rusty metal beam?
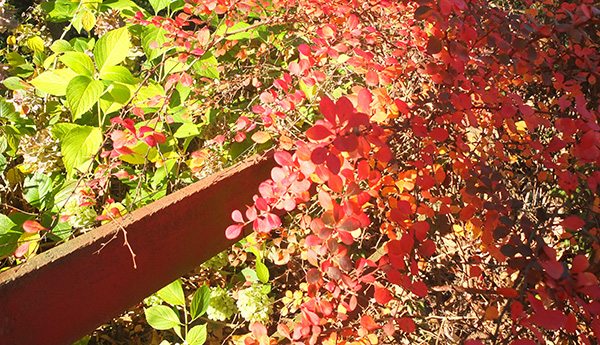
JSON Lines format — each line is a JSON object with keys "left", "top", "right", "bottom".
{"left": 0, "top": 154, "right": 274, "bottom": 345}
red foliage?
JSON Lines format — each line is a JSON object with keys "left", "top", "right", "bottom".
{"left": 138, "top": 0, "right": 600, "bottom": 342}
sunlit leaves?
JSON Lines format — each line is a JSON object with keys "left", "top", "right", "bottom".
{"left": 145, "top": 306, "right": 180, "bottom": 330}
{"left": 93, "top": 27, "right": 130, "bottom": 74}
{"left": 60, "top": 125, "right": 103, "bottom": 176}
{"left": 66, "top": 76, "right": 104, "bottom": 120}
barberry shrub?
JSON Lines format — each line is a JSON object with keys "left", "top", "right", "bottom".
{"left": 1, "top": 0, "right": 600, "bottom": 343}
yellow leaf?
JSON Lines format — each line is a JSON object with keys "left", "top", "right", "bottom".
{"left": 81, "top": 10, "right": 96, "bottom": 32}
{"left": 452, "top": 224, "right": 464, "bottom": 236}
{"left": 251, "top": 131, "right": 271, "bottom": 144}
{"left": 18, "top": 232, "right": 40, "bottom": 258}
{"left": 26, "top": 36, "right": 45, "bottom": 52}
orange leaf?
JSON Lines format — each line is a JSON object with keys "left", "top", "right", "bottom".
{"left": 360, "top": 314, "right": 380, "bottom": 331}
{"left": 251, "top": 131, "right": 271, "bottom": 144}
{"left": 365, "top": 70, "right": 379, "bottom": 86}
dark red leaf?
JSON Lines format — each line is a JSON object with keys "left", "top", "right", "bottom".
{"left": 397, "top": 317, "right": 416, "bottom": 333}
{"left": 307, "top": 268, "right": 322, "bottom": 284}
{"left": 540, "top": 260, "right": 565, "bottom": 280}
{"left": 410, "top": 281, "right": 428, "bottom": 297}
{"left": 426, "top": 37, "right": 443, "bottom": 54}
{"left": 414, "top": 5, "right": 434, "bottom": 20}
{"left": 311, "top": 147, "right": 328, "bottom": 164}
{"left": 529, "top": 309, "right": 567, "bottom": 331}
{"left": 562, "top": 216, "right": 585, "bottom": 230}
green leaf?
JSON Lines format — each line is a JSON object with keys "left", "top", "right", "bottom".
{"left": 60, "top": 52, "right": 95, "bottom": 76}
{"left": 190, "top": 284, "right": 210, "bottom": 321}
{"left": 51, "top": 40, "right": 73, "bottom": 53}
{"left": 66, "top": 75, "right": 104, "bottom": 120}
{"left": 2, "top": 77, "right": 28, "bottom": 90}
{"left": 30, "top": 69, "right": 78, "bottom": 96}
{"left": 141, "top": 25, "right": 169, "bottom": 60}
{"left": 256, "top": 260, "right": 270, "bottom": 284}
{"left": 0, "top": 214, "right": 20, "bottom": 257}
{"left": 23, "top": 174, "right": 53, "bottom": 209}
{"left": 0, "top": 155, "right": 6, "bottom": 175}
{"left": 41, "top": 0, "right": 78, "bottom": 22}
{"left": 149, "top": 0, "right": 169, "bottom": 14}
{"left": 51, "top": 122, "right": 79, "bottom": 141}
{"left": 0, "top": 99, "right": 17, "bottom": 119}
{"left": 61, "top": 125, "right": 102, "bottom": 176}
{"left": 94, "top": 27, "right": 130, "bottom": 73}
{"left": 99, "top": 66, "right": 135, "bottom": 84}
{"left": 157, "top": 279, "right": 185, "bottom": 306}
{"left": 174, "top": 123, "right": 199, "bottom": 138}
{"left": 145, "top": 305, "right": 180, "bottom": 330}
{"left": 186, "top": 324, "right": 207, "bottom": 345}
{"left": 193, "top": 53, "right": 219, "bottom": 79}
{"left": 241, "top": 268, "right": 258, "bottom": 283}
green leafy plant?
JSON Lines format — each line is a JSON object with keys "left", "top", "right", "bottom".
{"left": 144, "top": 279, "right": 209, "bottom": 345}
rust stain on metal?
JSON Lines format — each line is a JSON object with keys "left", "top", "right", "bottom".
{"left": 0, "top": 153, "right": 275, "bottom": 345}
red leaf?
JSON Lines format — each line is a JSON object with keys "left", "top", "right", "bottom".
{"left": 429, "top": 127, "right": 449, "bottom": 141}
{"left": 225, "top": 224, "right": 243, "bottom": 239}
{"left": 357, "top": 88, "right": 372, "bottom": 113}
{"left": 337, "top": 230, "right": 354, "bottom": 245}
{"left": 326, "top": 153, "right": 341, "bottom": 175}
{"left": 179, "top": 72, "right": 193, "bottom": 87}
{"left": 336, "top": 97, "right": 354, "bottom": 121}
{"left": 302, "top": 309, "right": 320, "bottom": 325}
{"left": 277, "top": 323, "right": 291, "bottom": 339}
{"left": 360, "top": 315, "right": 380, "bottom": 331}
{"left": 374, "top": 286, "right": 393, "bottom": 304}
{"left": 571, "top": 254, "right": 590, "bottom": 274}
{"left": 529, "top": 309, "right": 567, "bottom": 331}
{"left": 319, "top": 97, "right": 336, "bottom": 124}
{"left": 465, "top": 341, "right": 485, "bottom": 345}
{"left": 311, "top": 147, "right": 328, "bottom": 164}
{"left": 305, "top": 235, "right": 322, "bottom": 247}
{"left": 274, "top": 151, "right": 294, "bottom": 167}
{"left": 306, "top": 125, "right": 333, "bottom": 141}
{"left": 540, "top": 260, "right": 565, "bottom": 280}
{"left": 562, "top": 216, "right": 585, "bottom": 230}
{"left": 397, "top": 317, "right": 416, "bottom": 333}
{"left": 23, "top": 220, "right": 46, "bottom": 233}
{"left": 410, "top": 281, "right": 428, "bottom": 297}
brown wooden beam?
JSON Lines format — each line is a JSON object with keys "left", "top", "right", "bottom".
{"left": 0, "top": 154, "right": 275, "bottom": 345}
